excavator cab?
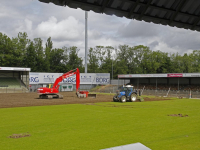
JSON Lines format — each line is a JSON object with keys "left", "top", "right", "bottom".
{"left": 46, "top": 84, "right": 53, "bottom": 88}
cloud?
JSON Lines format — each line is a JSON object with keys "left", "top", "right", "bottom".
{"left": 35, "top": 16, "right": 84, "bottom": 41}
{"left": 161, "top": 27, "right": 200, "bottom": 52}
{"left": 1, "top": 0, "right": 200, "bottom": 58}
{"left": 117, "top": 20, "right": 159, "bottom": 38}
{"left": 149, "top": 41, "right": 159, "bottom": 49}
{"left": 25, "top": 19, "right": 33, "bottom": 31}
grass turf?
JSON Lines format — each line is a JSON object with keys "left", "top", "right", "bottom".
{"left": 0, "top": 98, "right": 200, "bottom": 150}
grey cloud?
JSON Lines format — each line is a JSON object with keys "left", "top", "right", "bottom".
{"left": 1, "top": 0, "right": 200, "bottom": 58}
{"left": 148, "top": 41, "right": 159, "bottom": 49}
{"left": 161, "top": 28, "right": 200, "bottom": 51}
{"left": 117, "top": 20, "right": 160, "bottom": 38}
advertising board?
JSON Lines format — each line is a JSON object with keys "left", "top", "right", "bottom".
{"left": 118, "top": 74, "right": 167, "bottom": 78}
{"left": 29, "top": 73, "right": 110, "bottom": 85}
{"left": 167, "top": 74, "right": 183, "bottom": 77}
{"left": 183, "top": 73, "right": 200, "bottom": 77}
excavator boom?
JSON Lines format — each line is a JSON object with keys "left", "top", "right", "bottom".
{"left": 52, "top": 68, "right": 80, "bottom": 91}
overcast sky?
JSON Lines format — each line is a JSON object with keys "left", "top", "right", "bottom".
{"left": 1, "top": 0, "right": 200, "bottom": 58}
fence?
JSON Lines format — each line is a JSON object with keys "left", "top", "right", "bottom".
{"left": 89, "top": 85, "right": 119, "bottom": 93}
{"left": 141, "top": 90, "right": 200, "bottom": 98}
{"left": 0, "top": 87, "right": 29, "bottom": 93}
{"left": 89, "top": 85, "right": 200, "bottom": 98}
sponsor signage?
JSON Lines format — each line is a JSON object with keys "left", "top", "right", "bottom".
{"left": 29, "top": 73, "right": 63, "bottom": 84}
{"left": 167, "top": 74, "right": 183, "bottom": 77}
{"left": 183, "top": 73, "right": 200, "bottom": 77}
{"left": 29, "top": 72, "right": 110, "bottom": 85}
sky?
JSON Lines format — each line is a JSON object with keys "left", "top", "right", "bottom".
{"left": 1, "top": 0, "right": 200, "bottom": 58}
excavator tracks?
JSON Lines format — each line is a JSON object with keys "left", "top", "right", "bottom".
{"left": 39, "top": 94, "right": 63, "bottom": 99}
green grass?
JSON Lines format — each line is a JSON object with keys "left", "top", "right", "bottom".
{"left": 0, "top": 98, "right": 200, "bottom": 150}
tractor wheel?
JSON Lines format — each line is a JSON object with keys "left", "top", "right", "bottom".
{"left": 113, "top": 95, "right": 118, "bottom": 102}
{"left": 130, "top": 93, "right": 137, "bottom": 102}
{"left": 121, "top": 96, "right": 126, "bottom": 103}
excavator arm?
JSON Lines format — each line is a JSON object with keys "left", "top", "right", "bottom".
{"left": 53, "top": 68, "right": 80, "bottom": 92}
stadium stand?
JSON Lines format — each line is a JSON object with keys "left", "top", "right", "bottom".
{"left": 0, "top": 77, "right": 21, "bottom": 88}
{"left": 0, "top": 67, "right": 30, "bottom": 93}
{"left": 137, "top": 84, "right": 200, "bottom": 92}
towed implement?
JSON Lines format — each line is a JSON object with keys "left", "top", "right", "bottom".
{"left": 37, "top": 68, "right": 96, "bottom": 99}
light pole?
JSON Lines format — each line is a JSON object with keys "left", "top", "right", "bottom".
{"left": 112, "top": 59, "right": 113, "bottom": 80}
{"left": 85, "top": 11, "right": 88, "bottom": 73}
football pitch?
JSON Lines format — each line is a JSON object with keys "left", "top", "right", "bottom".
{"left": 0, "top": 98, "right": 200, "bottom": 150}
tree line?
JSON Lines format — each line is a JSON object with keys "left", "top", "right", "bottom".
{"left": 1, "top": 32, "right": 200, "bottom": 79}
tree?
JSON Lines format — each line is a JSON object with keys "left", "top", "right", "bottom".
{"left": 33, "top": 38, "right": 45, "bottom": 72}
{"left": 24, "top": 41, "right": 37, "bottom": 71}
{"left": 113, "top": 60, "right": 128, "bottom": 79}
{"left": 100, "top": 46, "right": 114, "bottom": 74}
{"left": 0, "top": 33, "right": 13, "bottom": 66}
{"left": 170, "top": 53, "right": 184, "bottom": 73}
{"left": 67, "top": 46, "right": 84, "bottom": 72}
{"left": 87, "top": 47, "right": 99, "bottom": 73}
{"left": 190, "top": 50, "right": 200, "bottom": 72}
{"left": 44, "top": 37, "right": 53, "bottom": 72}
{"left": 49, "top": 48, "right": 67, "bottom": 72}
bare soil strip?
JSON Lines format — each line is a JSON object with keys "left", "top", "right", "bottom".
{"left": 168, "top": 114, "right": 189, "bottom": 117}
{"left": 8, "top": 133, "right": 30, "bottom": 139}
{"left": 0, "top": 92, "right": 171, "bottom": 108}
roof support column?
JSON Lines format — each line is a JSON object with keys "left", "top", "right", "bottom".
{"left": 118, "top": 77, "right": 119, "bottom": 89}
{"left": 178, "top": 77, "right": 179, "bottom": 91}
{"left": 156, "top": 78, "right": 157, "bottom": 91}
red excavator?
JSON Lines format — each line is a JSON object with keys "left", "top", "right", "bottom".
{"left": 37, "top": 68, "right": 95, "bottom": 99}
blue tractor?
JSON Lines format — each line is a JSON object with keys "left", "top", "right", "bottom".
{"left": 113, "top": 85, "right": 137, "bottom": 103}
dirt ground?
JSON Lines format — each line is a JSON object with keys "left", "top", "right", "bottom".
{"left": 0, "top": 92, "right": 171, "bottom": 108}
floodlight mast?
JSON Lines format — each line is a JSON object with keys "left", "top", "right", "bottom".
{"left": 85, "top": 11, "right": 88, "bottom": 73}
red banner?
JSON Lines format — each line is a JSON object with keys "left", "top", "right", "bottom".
{"left": 167, "top": 74, "right": 183, "bottom": 77}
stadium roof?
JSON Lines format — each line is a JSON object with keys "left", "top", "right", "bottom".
{"left": 39, "top": 0, "right": 200, "bottom": 32}
{"left": 0, "top": 67, "right": 31, "bottom": 71}
{"left": 118, "top": 73, "right": 200, "bottom": 78}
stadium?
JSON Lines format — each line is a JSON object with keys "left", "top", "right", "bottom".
{"left": 1, "top": 0, "right": 200, "bottom": 150}
{"left": 1, "top": 67, "right": 200, "bottom": 98}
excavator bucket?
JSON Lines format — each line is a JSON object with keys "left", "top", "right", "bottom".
{"left": 77, "top": 91, "right": 96, "bottom": 98}
{"left": 88, "top": 94, "right": 97, "bottom": 98}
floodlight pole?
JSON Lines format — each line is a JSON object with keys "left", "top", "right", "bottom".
{"left": 85, "top": 11, "right": 88, "bottom": 73}
{"left": 112, "top": 60, "right": 113, "bottom": 80}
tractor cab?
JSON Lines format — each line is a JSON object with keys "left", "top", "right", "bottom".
{"left": 113, "top": 85, "right": 137, "bottom": 103}
{"left": 119, "top": 85, "right": 134, "bottom": 96}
